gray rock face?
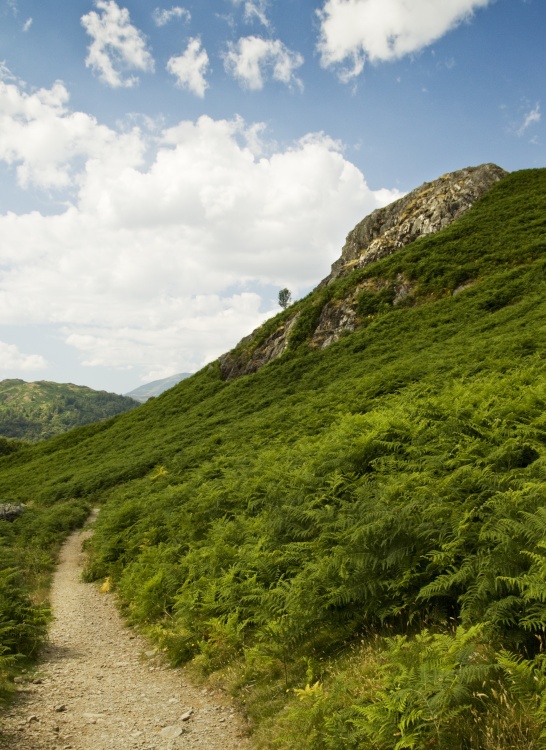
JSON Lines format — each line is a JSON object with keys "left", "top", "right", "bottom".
{"left": 218, "top": 314, "right": 300, "bottom": 380}
{"left": 325, "top": 163, "right": 507, "bottom": 283}
{"left": 311, "top": 300, "right": 358, "bottom": 350}
{"left": 311, "top": 275, "right": 414, "bottom": 350}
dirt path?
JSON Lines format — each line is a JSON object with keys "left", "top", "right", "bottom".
{"left": 0, "top": 519, "right": 251, "bottom": 750}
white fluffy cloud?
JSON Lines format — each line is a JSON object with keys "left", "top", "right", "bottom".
{"left": 167, "top": 38, "right": 210, "bottom": 97}
{"left": 81, "top": 0, "right": 155, "bottom": 88}
{"left": 0, "top": 76, "right": 144, "bottom": 189}
{"left": 224, "top": 36, "right": 304, "bottom": 91}
{"left": 0, "top": 342, "right": 47, "bottom": 371}
{"left": 317, "top": 0, "right": 493, "bottom": 80}
{"left": 0, "top": 78, "right": 400, "bottom": 380}
{"left": 153, "top": 6, "right": 191, "bottom": 27}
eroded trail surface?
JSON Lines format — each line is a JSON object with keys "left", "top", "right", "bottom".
{"left": 1, "top": 522, "right": 250, "bottom": 750}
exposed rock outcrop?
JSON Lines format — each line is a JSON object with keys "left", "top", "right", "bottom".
{"left": 311, "top": 300, "right": 358, "bottom": 350}
{"left": 0, "top": 502, "right": 25, "bottom": 522}
{"left": 218, "top": 314, "right": 300, "bottom": 380}
{"left": 218, "top": 164, "right": 507, "bottom": 381}
{"left": 311, "top": 275, "right": 414, "bottom": 350}
{"left": 324, "top": 163, "right": 507, "bottom": 283}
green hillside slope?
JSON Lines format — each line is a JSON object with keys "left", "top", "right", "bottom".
{"left": 2, "top": 169, "right": 546, "bottom": 748}
{"left": 0, "top": 379, "right": 138, "bottom": 442}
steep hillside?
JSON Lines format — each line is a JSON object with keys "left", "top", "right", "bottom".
{"left": 2, "top": 167, "right": 546, "bottom": 749}
{"left": 0, "top": 379, "right": 138, "bottom": 442}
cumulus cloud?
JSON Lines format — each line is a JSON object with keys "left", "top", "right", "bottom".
{"left": 81, "top": 0, "right": 155, "bottom": 88}
{"left": 317, "top": 0, "right": 493, "bottom": 81}
{"left": 153, "top": 6, "right": 191, "bottom": 27}
{"left": 0, "top": 78, "right": 400, "bottom": 378}
{"left": 22, "top": 17, "right": 32, "bottom": 32}
{"left": 517, "top": 103, "right": 541, "bottom": 136}
{"left": 224, "top": 36, "right": 304, "bottom": 91}
{"left": 0, "top": 76, "right": 144, "bottom": 189}
{"left": 167, "top": 37, "right": 210, "bottom": 97}
{"left": 0, "top": 341, "right": 47, "bottom": 371}
{"left": 61, "top": 292, "right": 265, "bottom": 381}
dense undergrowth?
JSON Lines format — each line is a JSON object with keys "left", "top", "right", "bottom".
{"left": 1, "top": 169, "right": 546, "bottom": 747}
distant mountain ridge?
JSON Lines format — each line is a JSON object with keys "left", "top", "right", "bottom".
{"left": 0, "top": 379, "right": 138, "bottom": 442}
{"left": 125, "top": 373, "right": 192, "bottom": 402}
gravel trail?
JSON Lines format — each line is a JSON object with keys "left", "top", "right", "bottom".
{"left": 0, "top": 519, "right": 250, "bottom": 750}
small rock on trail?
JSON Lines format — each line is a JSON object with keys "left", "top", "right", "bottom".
{"left": 0, "top": 520, "right": 250, "bottom": 750}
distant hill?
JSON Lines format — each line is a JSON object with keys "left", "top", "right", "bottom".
{"left": 0, "top": 379, "right": 138, "bottom": 441}
{"left": 125, "top": 373, "right": 192, "bottom": 402}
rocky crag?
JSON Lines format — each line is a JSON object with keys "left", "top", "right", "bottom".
{"left": 325, "top": 163, "right": 507, "bottom": 283}
{"left": 219, "top": 164, "right": 507, "bottom": 381}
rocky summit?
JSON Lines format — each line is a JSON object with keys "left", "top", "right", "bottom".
{"left": 325, "top": 163, "right": 507, "bottom": 282}
{"left": 219, "top": 163, "right": 508, "bottom": 380}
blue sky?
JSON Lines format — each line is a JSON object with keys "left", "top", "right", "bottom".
{"left": 0, "top": 0, "right": 544, "bottom": 393}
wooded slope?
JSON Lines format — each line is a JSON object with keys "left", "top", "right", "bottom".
{"left": 0, "top": 379, "right": 137, "bottom": 442}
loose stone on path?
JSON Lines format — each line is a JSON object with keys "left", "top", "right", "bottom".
{"left": 0, "top": 520, "right": 250, "bottom": 750}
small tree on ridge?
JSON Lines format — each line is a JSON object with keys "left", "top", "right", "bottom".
{"left": 278, "top": 288, "right": 292, "bottom": 309}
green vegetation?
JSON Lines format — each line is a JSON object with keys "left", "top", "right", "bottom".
{"left": 0, "top": 379, "right": 138, "bottom": 441}
{"left": 0, "top": 437, "right": 24, "bottom": 457}
{"left": 278, "top": 288, "right": 293, "bottom": 309}
{"left": 1, "top": 169, "right": 546, "bottom": 747}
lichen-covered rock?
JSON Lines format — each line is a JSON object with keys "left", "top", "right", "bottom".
{"left": 311, "top": 302, "right": 358, "bottom": 350}
{"left": 325, "top": 163, "right": 507, "bottom": 283}
{"left": 0, "top": 502, "right": 25, "bottom": 522}
{"left": 311, "top": 275, "right": 414, "bottom": 350}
